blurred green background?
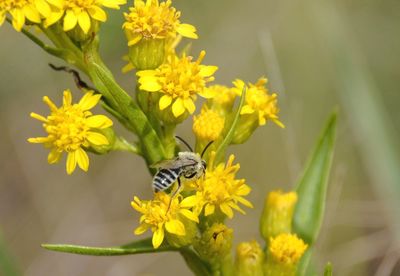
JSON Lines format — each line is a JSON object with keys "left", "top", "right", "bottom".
{"left": 1, "top": 0, "right": 400, "bottom": 275}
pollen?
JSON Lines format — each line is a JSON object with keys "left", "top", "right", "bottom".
{"left": 28, "top": 90, "right": 113, "bottom": 174}
{"left": 193, "top": 107, "right": 225, "bottom": 141}
{"left": 123, "top": 0, "right": 197, "bottom": 46}
{"left": 269, "top": 233, "right": 308, "bottom": 266}
{"left": 137, "top": 51, "right": 218, "bottom": 117}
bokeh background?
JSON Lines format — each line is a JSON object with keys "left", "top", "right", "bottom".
{"left": 1, "top": 0, "right": 400, "bottom": 275}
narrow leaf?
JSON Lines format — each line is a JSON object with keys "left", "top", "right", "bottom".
{"left": 293, "top": 111, "right": 337, "bottom": 244}
{"left": 214, "top": 85, "right": 246, "bottom": 163}
{"left": 180, "top": 248, "right": 212, "bottom": 276}
{"left": 42, "top": 238, "right": 176, "bottom": 256}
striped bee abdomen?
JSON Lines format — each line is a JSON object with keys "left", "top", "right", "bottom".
{"left": 152, "top": 168, "right": 182, "bottom": 192}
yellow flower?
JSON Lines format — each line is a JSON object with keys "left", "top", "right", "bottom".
{"left": 183, "top": 152, "right": 253, "bottom": 219}
{"left": 131, "top": 192, "right": 199, "bottom": 249}
{"left": 233, "top": 77, "right": 284, "bottom": 127}
{"left": 269, "top": 233, "right": 308, "bottom": 266}
{"left": 45, "top": 0, "right": 126, "bottom": 34}
{"left": 28, "top": 90, "right": 113, "bottom": 174}
{"left": 123, "top": 0, "right": 197, "bottom": 46}
{"left": 206, "top": 84, "right": 237, "bottom": 111}
{"left": 193, "top": 107, "right": 225, "bottom": 142}
{"left": 137, "top": 51, "right": 218, "bottom": 117}
{"left": 0, "top": 0, "right": 51, "bottom": 31}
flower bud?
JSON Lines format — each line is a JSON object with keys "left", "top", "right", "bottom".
{"left": 264, "top": 233, "right": 308, "bottom": 276}
{"left": 235, "top": 240, "right": 264, "bottom": 276}
{"left": 86, "top": 127, "right": 116, "bottom": 155}
{"left": 126, "top": 36, "right": 166, "bottom": 70}
{"left": 67, "top": 20, "right": 100, "bottom": 44}
{"left": 260, "top": 190, "right": 298, "bottom": 242}
{"left": 194, "top": 223, "right": 233, "bottom": 263}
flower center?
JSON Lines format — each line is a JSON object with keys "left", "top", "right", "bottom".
{"left": 45, "top": 104, "right": 90, "bottom": 152}
{"left": 0, "top": 0, "right": 31, "bottom": 11}
{"left": 64, "top": 0, "right": 95, "bottom": 10}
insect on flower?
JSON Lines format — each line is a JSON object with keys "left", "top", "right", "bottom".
{"left": 151, "top": 136, "right": 213, "bottom": 196}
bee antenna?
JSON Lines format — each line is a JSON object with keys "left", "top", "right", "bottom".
{"left": 175, "top": 136, "right": 193, "bottom": 152}
{"left": 201, "top": 141, "right": 214, "bottom": 158}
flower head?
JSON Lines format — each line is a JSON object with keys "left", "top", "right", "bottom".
{"left": 123, "top": 0, "right": 197, "bottom": 46}
{"left": 184, "top": 152, "right": 253, "bottom": 219}
{"left": 269, "top": 233, "right": 308, "bottom": 266}
{"left": 235, "top": 240, "right": 264, "bottom": 276}
{"left": 28, "top": 90, "right": 113, "bottom": 174}
{"left": 233, "top": 77, "right": 284, "bottom": 127}
{"left": 0, "top": 0, "right": 51, "bottom": 31}
{"left": 45, "top": 0, "right": 126, "bottom": 34}
{"left": 205, "top": 84, "right": 237, "bottom": 111}
{"left": 137, "top": 51, "right": 218, "bottom": 117}
{"left": 193, "top": 107, "right": 225, "bottom": 142}
{"left": 131, "top": 192, "right": 199, "bottom": 248}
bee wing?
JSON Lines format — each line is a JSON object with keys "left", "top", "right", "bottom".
{"left": 150, "top": 158, "right": 180, "bottom": 169}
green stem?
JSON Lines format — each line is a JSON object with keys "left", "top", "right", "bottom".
{"left": 82, "top": 36, "right": 166, "bottom": 167}
{"left": 163, "top": 124, "right": 177, "bottom": 159}
{"left": 113, "top": 136, "right": 140, "bottom": 155}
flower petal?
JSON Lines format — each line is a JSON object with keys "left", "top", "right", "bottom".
{"left": 152, "top": 228, "right": 164, "bottom": 249}
{"left": 134, "top": 224, "right": 149, "bottom": 235}
{"left": 183, "top": 98, "right": 195, "bottom": 114}
{"left": 199, "top": 65, "right": 218, "bottom": 77}
{"left": 204, "top": 204, "right": 215, "bottom": 216}
{"left": 79, "top": 92, "right": 101, "bottom": 110}
{"left": 220, "top": 203, "right": 234, "bottom": 218}
{"left": 88, "top": 6, "right": 107, "bottom": 22}
{"left": 66, "top": 151, "right": 77, "bottom": 175}
{"left": 47, "top": 149, "right": 62, "bottom": 164}
{"left": 176, "top": 23, "right": 198, "bottom": 39}
{"left": 172, "top": 98, "right": 185, "bottom": 117}
{"left": 63, "top": 89, "right": 72, "bottom": 106}
{"left": 78, "top": 11, "right": 91, "bottom": 34}
{"left": 165, "top": 219, "right": 185, "bottom": 236}
{"left": 86, "top": 115, "right": 113, "bottom": 128}
{"left": 180, "top": 195, "right": 197, "bottom": 208}
{"left": 159, "top": 95, "right": 172, "bottom": 110}
{"left": 86, "top": 131, "right": 109, "bottom": 145}
{"left": 63, "top": 10, "right": 78, "bottom": 32}
{"left": 179, "top": 209, "right": 199, "bottom": 223}
{"left": 240, "top": 105, "right": 254, "bottom": 115}
{"left": 75, "top": 147, "right": 89, "bottom": 172}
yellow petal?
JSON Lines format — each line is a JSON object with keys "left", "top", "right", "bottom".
{"left": 43, "top": 96, "right": 58, "bottom": 111}
{"left": 152, "top": 228, "right": 164, "bottom": 249}
{"left": 88, "top": 6, "right": 107, "bottom": 22}
{"left": 11, "top": 9, "right": 25, "bottom": 31}
{"left": 134, "top": 224, "right": 149, "bottom": 235}
{"left": 47, "top": 149, "right": 62, "bottom": 164}
{"left": 46, "top": 0, "right": 63, "bottom": 8}
{"left": 0, "top": 13, "right": 6, "bottom": 26}
{"left": 183, "top": 98, "right": 195, "bottom": 114}
{"left": 63, "top": 89, "right": 72, "bottom": 106}
{"left": 34, "top": 0, "right": 51, "bottom": 17}
{"left": 27, "top": 137, "right": 49, "bottom": 144}
{"left": 220, "top": 203, "right": 234, "bottom": 218}
{"left": 136, "top": 70, "right": 156, "bottom": 77}
{"left": 198, "top": 88, "right": 216, "bottom": 99}
{"left": 172, "top": 98, "right": 185, "bottom": 117}
{"left": 78, "top": 11, "right": 91, "bottom": 34}
{"left": 30, "top": 112, "right": 47, "bottom": 122}
{"left": 79, "top": 92, "right": 101, "bottom": 110}
{"left": 165, "top": 220, "right": 185, "bottom": 236}
{"left": 102, "top": 0, "right": 124, "bottom": 9}
{"left": 204, "top": 204, "right": 215, "bottom": 216}
{"left": 63, "top": 10, "right": 78, "bottom": 32}
{"left": 121, "top": 62, "right": 135, "bottom": 73}
{"left": 240, "top": 105, "right": 254, "bottom": 115}
{"left": 139, "top": 79, "right": 162, "bottom": 92}
{"left": 176, "top": 23, "right": 198, "bottom": 39}
{"left": 127, "top": 34, "right": 142, "bottom": 46}
{"left": 159, "top": 95, "right": 172, "bottom": 110}
{"left": 180, "top": 195, "right": 197, "bottom": 208}
{"left": 235, "top": 196, "right": 253, "bottom": 208}
{"left": 75, "top": 147, "right": 89, "bottom": 172}
{"left": 66, "top": 151, "right": 77, "bottom": 175}
{"left": 86, "top": 115, "right": 113, "bottom": 128}
{"left": 199, "top": 65, "right": 218, "bottom": 77}
{"left": 179, "top": 209, "right": 199, "bottom": 223}
{"left": 23, "top": 5, "right": 41, "bottom": 23}
{"left": 44, "top": 10, "right": 64, "bottom": 27}
{"left": 86, "top": 131, "right": 109, "bottom": 145}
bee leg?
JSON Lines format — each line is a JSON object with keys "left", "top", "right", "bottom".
{"left": 167, "top": 178, "right": 182, "bottom": 212}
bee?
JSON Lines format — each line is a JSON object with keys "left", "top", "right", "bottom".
{"left": 151, "top": 136, "right": 213, "bottom": 195}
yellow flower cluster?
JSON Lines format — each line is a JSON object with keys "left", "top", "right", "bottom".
{"left": 131, "top": 192, "right": 198, "bottom": 248}
{"left": 123, "top": 0, "right": 197, "bottom": 46}
{"left": 233, "top": 77, "right": 284, "bottom": 127}
{"left": 185, "top": 152, "right": 253, "bottom": 219}
{"left": 269, "top": 233, "right": 308, "bottom": 266}
{"left": 137, "top": 51, "right": 218, "bottom": 117}
{"left": 192, "top": 107, "right": 225, "bottom": 142}
{"left": 28, "top": 90, "right": 113, "bottom": 174}
{"left": 0, "top": 0, "right": 125, "bottom": 33}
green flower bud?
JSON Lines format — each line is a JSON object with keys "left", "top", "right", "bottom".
{"left": 231, "top": 115, "right": 259, "bottom": 144}
{"left": 67, "top": 20, "right": 100, "bottom": 44}
{"left": 194, "top": 223, "right": 233, "bottom": 263}
{"left": 260, "top": 190, "right": 298, "bottom": 242}
{"left": 235, "top": 240, "right": 264, "bottom": 276}
{"left": 127, "top": 36, "right": 165, "bottom": 70}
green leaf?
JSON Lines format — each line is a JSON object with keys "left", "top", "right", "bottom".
{"left": 293, "top": 111, "right": 337, "bottom": 244}
{"left": 214, "top": 85, "right": 246, "bottom": 164}
{"left": 324, "top": 262, "right": 333, "bottom": 276}
{"left": 180, "top": 248, "right": 212, "bottom": 276}
{"left": 42, "top": 238, "right": 176, "bottom": 256}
